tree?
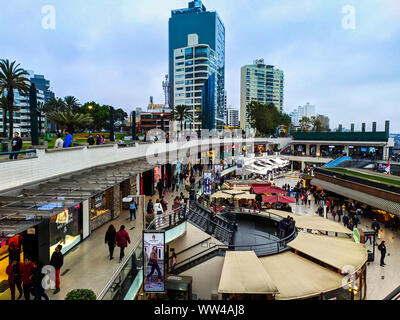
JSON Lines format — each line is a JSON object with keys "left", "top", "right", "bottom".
{"left": 114, "top": 108, "right": 128, "bottom": 123}
{"left": 173, "top": 104, "right": 192, "bottom": 132}
{"left": 44, "top": 97, "right": 66, "bottom": 113}
{"left": 0, "top": 59, "right": 30, "bottom": 137}
{"left": 47, "top": 110, "right": 93, "bottom": 133}
{"left": 299, "top": 116, "right": 312, "bottom": 132}
{"left": 310, "top": 116, "right": 323, "bottom": 132}
{"left": 63, "top": 96, "right": 81, "bottom": 113}
{"left": 81, "top": 102, "right": 109, "bottom": 131}
{"left": 246, "top": 101, "right": 288, "bottom": 135}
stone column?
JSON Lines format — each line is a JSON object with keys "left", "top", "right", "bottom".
{"left": 112, "top": 185, "right": 121, "bottom": 219}
{"left": 344, "top": 145, "right": 349, "bottom": 157}
{"left": 306, "top": 144, "right": 310, "bottom": 156}
{"left": 130, "top": 175, "right": 137, "bottom": 195}
{"left": 301, "top": 161, "right": 306, "bottom": 171}
{"left": 316, "top": 144, "right": 321, "bottom": 157}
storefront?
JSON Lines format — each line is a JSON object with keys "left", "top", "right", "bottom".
{"left": 89, "top": 189, "right": 113, "bottom": 232}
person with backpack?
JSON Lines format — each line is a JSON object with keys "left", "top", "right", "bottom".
{"left": 31, "top": 261, "right": 50, "bottom": 300}
{"left": 115, "top": 225, "right": 131, "bottom": 263}
{"left": 105, "top": 225, "right": 117, "bottom": 260}
{"left": 9, "top": 132, "right": 23, "bottom": 160}
{"left": 378, "top": 241, "right": 387, "bottom": 267}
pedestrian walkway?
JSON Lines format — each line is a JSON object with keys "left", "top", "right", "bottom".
{"left": 275, "top": 175, "right": 400, "bottom": 300}
{"left": 47, "top": 175, "right": 195, "bottom": 300}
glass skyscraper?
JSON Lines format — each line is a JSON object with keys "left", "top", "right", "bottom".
{"left": 169, "top": 0, "right": 225, "bottom": 130}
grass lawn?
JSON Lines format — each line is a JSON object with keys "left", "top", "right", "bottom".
{"left": 326, "top": 168, "right": 400, "bottom": 186}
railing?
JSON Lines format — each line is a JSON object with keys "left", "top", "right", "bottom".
{"left": 97, "top": 205, "right": 187, "bottom": 300}
{"left": 0, "top": 149, "right": 37, "bottom": 160}
{"left": 383, "top": 285, "right": 400, "bottom": 300}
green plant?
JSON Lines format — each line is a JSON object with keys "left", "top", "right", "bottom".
{"left": 65, "top": 289, "right": 96, "bottom": 300}
{"left": 145, "top": 214, "right": 155, "bottom": 226}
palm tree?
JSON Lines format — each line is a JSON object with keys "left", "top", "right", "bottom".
{"left": 299, "top": 116, "right": 312, "bottom": 132}
{"left": 173, "top": 104, "right": 192, "bottom": 132}
{"left": 0, "top": 59, "right": 30, "bottom": 137}
{"left": 0, "top": 95, "right": 8, "bottom": 137}
{"left": 43, "top": 97, "right": 66, "bottom": 132}
{"left": 63, "top": 96, "right": 81, "bottom": 113}
{"left": 47, "top": 110, "right": 93, "bottom": 133}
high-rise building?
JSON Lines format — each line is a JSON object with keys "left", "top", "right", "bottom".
{"left": 290, "top": 109, "right": 299, "bottom": 126}
{"left": 30, "top": 73, "right": 55, "bottom": 103}
{"left": 169, "top": 0, "right": 225, "bottom": 130}
{"left": 297, "top": 102, "right": 316, "bottom": 120}
{"left": 226, "top": 105, "right": 239, "bottom": 128}
{"left": 240, "top": 59, "right": 284, "bottom": 131}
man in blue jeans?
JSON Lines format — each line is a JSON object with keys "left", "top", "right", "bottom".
{"left": 129, "top": 201, "right": 136, "bottom": 222}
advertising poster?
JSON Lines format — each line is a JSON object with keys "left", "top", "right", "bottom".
{"left": 203, "top": 172, "right": 212, "bottom": 195}
{"left": 214, "top": 164, "right": 221, "bottom": 184}
{"left": 236, "top": 156, "right": 244, "bottom": 169}
{"left": 143, "top": 232, "right": 165, "bottom": 292}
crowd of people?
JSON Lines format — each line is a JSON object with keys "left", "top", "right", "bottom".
{"left": 5, "top": 244, "right": 64, "bottom": 300}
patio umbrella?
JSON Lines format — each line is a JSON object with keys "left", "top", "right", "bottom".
{"left": 262, "top": 195, "right": 296, "bottom": 204}
{"left": 252, "top": 184, "right": 288, "bottom": 195}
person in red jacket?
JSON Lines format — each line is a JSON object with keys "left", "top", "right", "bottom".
{"left": 6, "top": 260, "right": 23, "bottom": 300}
{"left": 21, "top": 257, "right": 34, "bottom": 300}
{"left": 115, "top": 225, "right": 131, "bottom": 263}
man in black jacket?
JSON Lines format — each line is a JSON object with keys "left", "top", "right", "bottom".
{"left": 378, "top": 241, "right": 387, "bottom": 267}
{"left": 156, "top": 180, "right": 164, "bottom": 199}
{"left": 87, "top": 134, "right": 95, "bottom": 146}
{"left": 10, "top": 132, "right": 23, "bottom": 160}
{"left": 50, "top": 245, "right": 64, "bottom": 294}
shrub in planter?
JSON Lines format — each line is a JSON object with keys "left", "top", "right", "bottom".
{"left": 146, "top": 214, "right": 155, "bottom": 227}
{"left": 65, "top": 289, "right": 96, "bottom": 300}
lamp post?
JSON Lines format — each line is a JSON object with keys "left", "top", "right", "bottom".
{"left": 130, "top": 111, "right": 136, "bottom": 145}
{"left": 29, "top": 83, "right": 39, "bottom": 146}
{"left": 109, "top": 106, "right": 115, "bottom": 142}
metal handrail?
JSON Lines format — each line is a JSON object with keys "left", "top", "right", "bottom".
{"left": 0, "top": 149, "right": 37, "bottom": 156}
{"left": 383, "top": 285, "right": 400, "bottom": 300}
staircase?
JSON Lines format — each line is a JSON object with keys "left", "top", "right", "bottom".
{"left": 322, "top": 157, "right": 352, "bottom": 168}
{"left": 187, "top": 201, "right": 234, "bottom": 245}
{"left": 170, "top": 247, "right": 227, "bottom": 275}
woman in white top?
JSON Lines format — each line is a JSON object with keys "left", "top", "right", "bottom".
{"left": 54, "top": 133, "right": 64, "bottom": 149}
{"left": 154, "top": 199, "right": 164, "bottom": 228}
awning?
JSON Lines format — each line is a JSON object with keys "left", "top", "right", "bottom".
{"left": 262, "top": 195, "right": 295, "bottom": 204}
{"left": 267, "top": 209, "right": 353, "bottom": 235}
{"left": 252, "top": 184, "right": 287, "bottom": 195}
{"left": 260, "top": 252, "right": 344, "bottom": 300}
{"left": 311, "top": 178, "right": 400, "bottom": 216}
{"left": 218, "top": 251, "right": 279, "bottom": 295}
{"left": 288, "top": 232, "right": 368, "bottom": 272}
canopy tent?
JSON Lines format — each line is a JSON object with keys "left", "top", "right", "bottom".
{"left": 267, "top": 210, "right": 354, "bottom": 235}
{"left": 260, "top": 252, "right": 344, "bottom": 300}
{"left": 251, "top": 184, "right": 287, "bottom": 195}
{"left": 262, "top": 195, "right": 296, "bottom": 204}
{"left": 288, "top": 232, "right": 368, "bottom": 272}
{"left": 211, "top": 191, "right": 256, "bottom": 201}
{"left": 218, "top": 251, "right": 279, "bottom": 295}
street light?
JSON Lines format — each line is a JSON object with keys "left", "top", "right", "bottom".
{"left": 109, "top": 106, "right": 115, "bottom": 142}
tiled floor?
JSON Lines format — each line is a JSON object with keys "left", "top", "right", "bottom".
{"left": 275, "top": 175, "right": 400, "bottom": 300}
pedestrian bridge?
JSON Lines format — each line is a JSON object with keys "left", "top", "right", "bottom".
{"left": 0, "top": 137, "right": 291, "bottom": 192}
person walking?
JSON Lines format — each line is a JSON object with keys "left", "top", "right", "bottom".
{"left": 378, "top": 241, "right": 387, "bottom": 267}
{"left": 6, "top": 260, "right": 23, "bottom": 300}
{"left": 31, "top": 261, "right": 50, "bottom": 300}
{"left": 63, "top": 130, "right": 73, "bottom": 148}
{"left": 105, "top": 225, "right": 117, "bottom": 260}
{"left": 147, "top": 199, "right": 154, "bottom": 216}
{"left": 115, "top": 225, "right": 131, "bottom": 263}
{"left": 154, "top": 199, "right": 164, "bottom": 228}
{"left": 8, "top": 242, "right": 20, "bottom": 265}
{"left": 50, "top": 245, "right": 64, "bottom": 294}
{"left": 337, "top": 206, "right": 342, "bottom": 223}
{"left": 54, "top": 133, "right": 64, "bottom": 149}
{"left": 21, "top": 257, "right": 34, "bottom": 300}
{"left": 171, "top": 251, "right": 177, "bottom": 273}
{"left": 392, "top": 215, "right": 399, "bottom": 232}
{"left": 307, "top": 193, "right": 312, "bottom": 207}
{"left": 156, "top": 179, "right": 164, "bottom": 200}
{"left": 129, "top": 200, "right": 137, "bottom": 222}
{"left": 316, "top": 205, "right": 324, "bottom": 217}
{"left": 87, "top": 134, "right": 95, "bottom": 146}
{"left": 343, "top": 212, "right": 349, "bottom": 228}
{"left": 161, "top": 196, "right": 168, "bottom": 214}
{"left": 171, "top": 175, "right": 176, "bottom": 193}
{"left": 9, "top": 132, "right": 23, "bottom": 160}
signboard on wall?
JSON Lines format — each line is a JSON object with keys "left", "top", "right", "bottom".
{"left": 143, "top": 232, "right": 165, "bottom": 293}
{"left": 203, "top": 172, "right": 212, "bottom": 195}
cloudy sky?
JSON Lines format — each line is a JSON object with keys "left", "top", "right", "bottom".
{"left": 1, "top": 0, "right": 399, "bottom": 131}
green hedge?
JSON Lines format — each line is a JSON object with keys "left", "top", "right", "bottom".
{"left": 65, "top": 289, "right": 97, "bottom": 300}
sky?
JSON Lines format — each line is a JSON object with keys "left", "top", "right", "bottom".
{"left": 1, "top": 0, "right": 400, "bottom": 132}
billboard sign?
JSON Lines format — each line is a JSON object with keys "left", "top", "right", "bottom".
{"left": 203, "top": 172, "right": 212, "bottom": 195}
{"left": 143, "top": 231, "right": 165, "bottom": 293}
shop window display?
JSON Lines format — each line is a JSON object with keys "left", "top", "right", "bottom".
{"left": 90, "top": 193, "right": 111, "bottom": 221}
{"left": 49, "top": 204, "right": 83, "bottom": 256}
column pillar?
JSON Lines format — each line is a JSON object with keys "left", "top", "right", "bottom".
{"left": 306, "top": 144, "right": 310, "bottom": 156}
{"left": 301, "top": 161, "right": 305, "bottom": 171}
{"left": 344, "top": 145, "right": 349, "bottom": 157}
{"left": 130, "top": 175, "right": 137, "bottom": 195}
{"left": 316, "top": 144, "right": 321, "bottom": 157}
{"left": 112, "top": 185, "right": 121, "bottom": 219}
